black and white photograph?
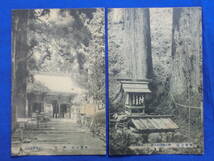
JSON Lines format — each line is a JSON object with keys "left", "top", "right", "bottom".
{"left": 108, "top": 8, "right": 203, "bottom": 155}
{"left": 12, "top": 8, "right": 106, "bottom": 155}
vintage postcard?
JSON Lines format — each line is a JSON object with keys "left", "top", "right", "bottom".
{"left": 12, "top": 8, "right": 106, "bottom": 155}
{"left": 108, "top": 8, "right": 203, "bottom": 155}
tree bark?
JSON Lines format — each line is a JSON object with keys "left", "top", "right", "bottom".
{"left": 170, "top": 8, "right": 202, "bottom": 101}
{"left": 123, "top": 8, "right": 153, "bottom": 80}
{"left": 12, "top": 10, "right": 29, "bottom": 125}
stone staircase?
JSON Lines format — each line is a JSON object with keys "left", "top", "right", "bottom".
{"left": 26, "top": 119, "right": 91, "bottom": 143}
{"left": 12, "top": 118, "right": 106, "bottom": 155}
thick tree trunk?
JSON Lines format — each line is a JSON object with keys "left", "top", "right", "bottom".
{"left": 123, "top": 8, "right": 153, "bottom": 80}
{"left": 12, "top": 10, "right": 29, "bottom": 128}
{"left": 170, "top": 8, "right": 202, "bottom": 100}
{"left": 170, "top": 8, "right": 202, "bottom": 144}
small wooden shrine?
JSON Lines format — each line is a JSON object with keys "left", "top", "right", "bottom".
{"left": 119, "top": 79, "right": 151, "bottom": 115}
{"left": 116, "top": 78, "right": 178, "bottom": 136}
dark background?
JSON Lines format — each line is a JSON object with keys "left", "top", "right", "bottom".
{"left": 0, "top": 0, "right": 214, "bottom": 161}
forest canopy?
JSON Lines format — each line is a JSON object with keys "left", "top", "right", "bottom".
{"left": 13, "top": 8, "right": 105, "bottom": 102}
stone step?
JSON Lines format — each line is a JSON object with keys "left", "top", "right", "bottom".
{"left": 24, "top": 131, "right": 90, "bottom": 135}
{"left": 39, "top": 123, "right": 77, "bottom": 126}
{"left": 40, "top": 123, "right": 84, "bottom": 126}
{"left": 38, "top": 126, "right": 80, "bottom": 129}
{"left": 13, "top": 119, "right": 102, "bottom": 145}
{"left": 32, "top": 126, "right": 81, "bottom": 130}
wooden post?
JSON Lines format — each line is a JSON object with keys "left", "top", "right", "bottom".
{"left": 59, "top": 104, "right": 61, "bottom": 118}
{"left": 69, "top": 105, "right": 71, "bottom": 119}
{"left": 28, "top": 103, "right": 31, "bottom": 117}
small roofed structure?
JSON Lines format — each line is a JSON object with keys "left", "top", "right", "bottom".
{"left": 114, "top": 78, "right": 179, "bottom": 141}
{"left": 26, "top": 72, "right": 86, "bottom": 119}
{"left": 119, "top": 79, "right": 151, "bottom": 115}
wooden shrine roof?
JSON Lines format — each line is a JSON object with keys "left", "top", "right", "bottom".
{"left": 122, "top": 81, "right": 151, "bottom": 93}
{"left": 131, "top": 118, "right": 178, "bottom": 132}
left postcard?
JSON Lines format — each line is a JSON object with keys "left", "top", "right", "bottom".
{"left": 11, "top": 8, "right": 106, "bottom": 156}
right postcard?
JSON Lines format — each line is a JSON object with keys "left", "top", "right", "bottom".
{"left": 108, "top": 7, "right": 203, "bottom": 155}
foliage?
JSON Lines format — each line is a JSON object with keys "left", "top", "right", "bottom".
{"left": 109, "top": 127, "right": 130, "bottom": 155}
{"left": 14, "top": 9, "right": 105, "bottom": 105}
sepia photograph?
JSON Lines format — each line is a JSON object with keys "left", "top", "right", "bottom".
{"left": 12, "top": 8, "right": 106, "bottom": 155}
{"left": 108, "top": 8, "right": 203, "bottom": 155}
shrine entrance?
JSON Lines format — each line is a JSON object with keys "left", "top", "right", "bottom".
{"left": 32, "top": 102, "right": 43, "bottom": 113}
{"left": 59, "top": 104, "right": 71, "bottom": 118}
